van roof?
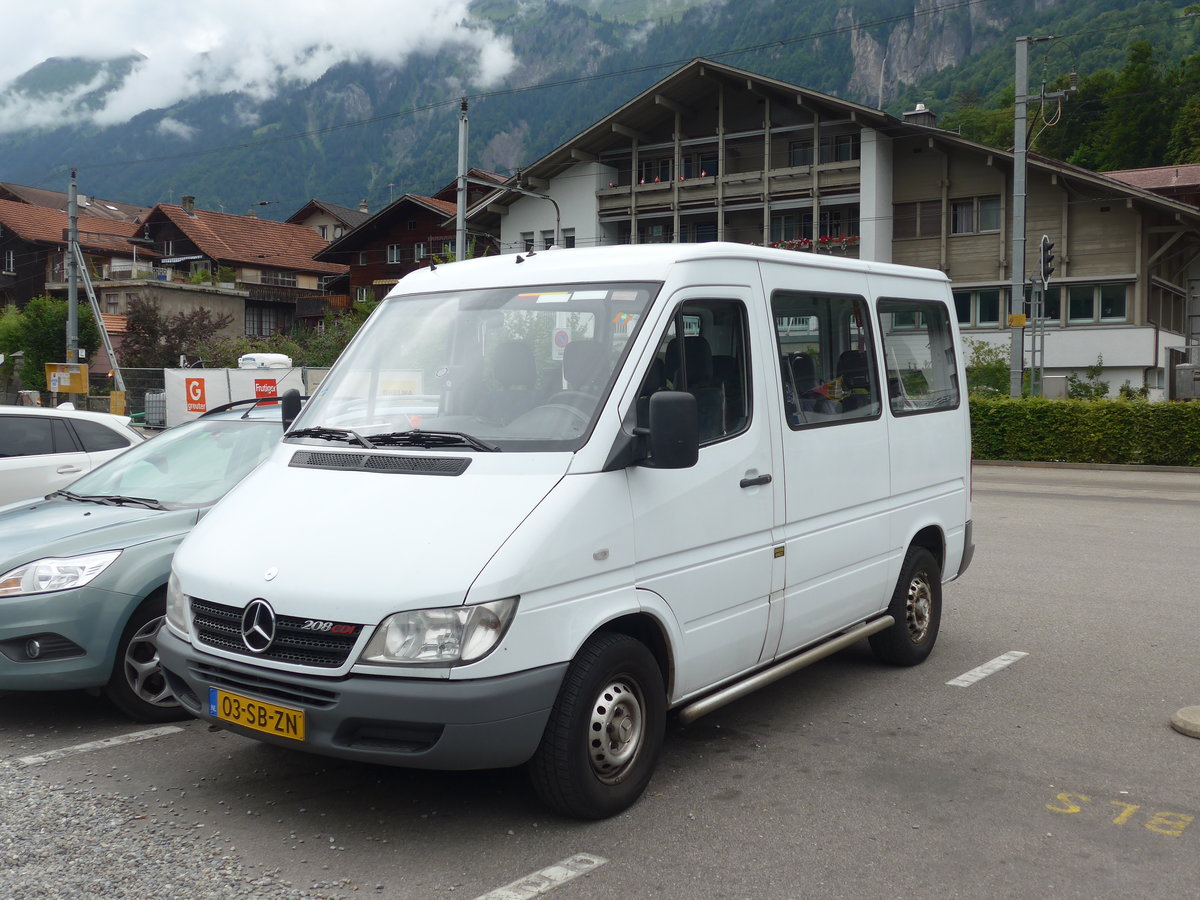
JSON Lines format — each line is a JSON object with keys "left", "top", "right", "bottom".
{"left": 389, "top": 242, "right": 950, "bottom": 297}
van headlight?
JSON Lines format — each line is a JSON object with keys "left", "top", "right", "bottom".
{"left": 165, "top": 571, "right": 190, "bottom": 635}
{"left": 360, "top": 597, "right": 518, "bottom": 666}
{"left": 0, "top": 550, "right": 121, "bottom": 596}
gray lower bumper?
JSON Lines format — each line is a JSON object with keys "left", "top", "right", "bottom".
{"left": 957, "top": 519, "right": 975, "bottom": 578}
{"left": 156, "top": 627, "right": 566, "bottom": 770}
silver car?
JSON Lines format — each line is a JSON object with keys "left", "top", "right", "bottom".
{"left": 0, "top": 399, "right": 286, "bottom": 721}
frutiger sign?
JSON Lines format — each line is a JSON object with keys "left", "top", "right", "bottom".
{"left": 254, "top": 378, "right": 278, "bottom": 401}
{"left": 185, "top": 377, "right": 207, "bottom": 412}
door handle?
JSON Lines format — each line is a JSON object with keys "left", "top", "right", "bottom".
{"left": 739, "top": 473, "right": 772, "bottom": 489}
{"left": 56, "top": 465, "right": 82, "bottom": 474}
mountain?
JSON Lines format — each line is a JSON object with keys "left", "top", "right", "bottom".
{"left": 0, "top": 0, "right": 1192, "bottom": 219}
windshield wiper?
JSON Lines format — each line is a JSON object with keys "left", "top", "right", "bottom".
{"left": 49, "top": 490, "right": 166, "bottom": 510}
{"left": 286, "top": 426, "right": 376, "bottom": 448}
{"left": 364, "top": 430, "right": 500, "bottom": 452}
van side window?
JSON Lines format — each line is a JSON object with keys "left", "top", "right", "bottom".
{"left": 772, "top": 291, "right": 880, "bottom": 428}
{"left": 636, "top": 299, "right": 751, "bottom": 443}
{"left": 877, "top": 299, "right": 961, "bottom": 414}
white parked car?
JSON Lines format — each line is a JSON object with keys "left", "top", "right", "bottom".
{"left": 0, "top": 405, "right": 144, "bottom": 506}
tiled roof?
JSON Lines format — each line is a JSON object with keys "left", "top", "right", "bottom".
{"left": 0, "top": 198, "right": 156, "bottom": 256}
{"left": 286, "top": 199, "right": 372, "bottom": 231}
{"left": 1104, "top": 165, "right": 1200, "bottom": 191}
{"left": 101, "top": 313, "right": 129, "bottom": 334}
{"left": 0, "top": 182, "right": 150, "bottom": 223}
{"left": 409, "top": 195, "right": 457, "bottom": 217}
{"left": 154, "top": 204, "right": 348, "bottom": 275}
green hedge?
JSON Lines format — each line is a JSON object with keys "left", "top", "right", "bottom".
{"left": 969, "top": 397, "right": 1200, "bottom": 466}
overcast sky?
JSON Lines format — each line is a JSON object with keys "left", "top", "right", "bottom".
{"left": 0, "top": 0, "right": 518, "bottom": 132}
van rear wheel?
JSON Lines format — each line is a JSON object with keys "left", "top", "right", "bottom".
{"left": 869, "top": 546, "right": 942, "bottom": 666}
{"left": 530, "top": 633, "right": 665, "bottom": 819}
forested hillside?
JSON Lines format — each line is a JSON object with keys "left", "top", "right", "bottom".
{"left": 0, "top": 0, "right": 1196, "bottom": 216}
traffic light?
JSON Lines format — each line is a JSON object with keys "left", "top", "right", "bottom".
{"left": 1040, "top": 234, "right": 1055, "bottom": 284}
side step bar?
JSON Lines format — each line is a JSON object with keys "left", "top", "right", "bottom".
{"left": 675, "top": 615, "right": 895, "bottom": 725}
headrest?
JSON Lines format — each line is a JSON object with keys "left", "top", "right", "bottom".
{"left": 563, "top": 340, "right": 606, "bottom": 389}
{"left": 666, "top": 336, "right": 713, "bottom": 383}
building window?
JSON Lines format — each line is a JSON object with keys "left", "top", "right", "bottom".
{"left": 333, "top": 226, "right": 344, "bottom": 238}
{"left": 639, "top": 158, "right": 672, "bottom": 184}
{"left": 2, "top": 249, "right": 14, "bottom": 273}
{"left": 894, "top": 200, "right": 942, "bottom": 240}
{"left": 105, "top": 293, "right": 119, "bottom": 313}
{"left": 820, "top": 205, "right": 859, "bottom": 238}
{"left": 407, "top": 220, "right": 417, "bottom": 231}
{"left": 162, "top": 240, "right": 173, "bottom": 256}
{"left": 562, "top": 228, "right": 576, "bottom": 249}
{"left": 355, "top": 285, "right": 374, "bottom": 303}
{"left": 521, "top": 232, "right": 534, "bottom": 252}
{"left": 358, "top": 251, "right": 369, "bottom": 266}
{"left": 788, "top": 141, "right": 813, "bottom": 167}
{"left": 317, "top": 225, "right": 328, "bottom": 239}
{"left": 259, "top": 270, "right": 298, "bottom": 287}
{"left": 387, "top": 244, "right": 402, "bottom": 264}
{"left": 771, "top": 214, "right": 797, "bottom": 242}
{"left": 951, "top": 196, "right": 1001, "bottom": 235}
{"left": 541, "top": 230, "right": 555, "bottom": 249}
{"left": 1066, "top": 283, "right": 1129, "bottom": 323}
{"left": 414, "top": 242, "right": 428, "bottom": 261}
{"left": 245, "top": 305, "right": 278, "bottom": 337}
{"left": 952, "top": 288, "right": 1007, "bottom": 328}
{"left": 832, "top": 133, "right": 860, "bottom": 163}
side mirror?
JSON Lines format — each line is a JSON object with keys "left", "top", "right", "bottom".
{"left": 645, "top": 391, "right": 698, "bottom": 469}
{"left": 281, "top": 389, "right": 302, "bottom": 432}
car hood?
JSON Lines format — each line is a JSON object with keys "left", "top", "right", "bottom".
{"left": 172, "top": 449, "right": 570, "bottom": 621}
{"left": 0, "top": 498, "right": 199, "bottom": 568}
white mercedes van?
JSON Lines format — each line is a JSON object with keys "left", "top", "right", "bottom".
{"left": 158, "top": 243, "right": 973, "bottom": 819}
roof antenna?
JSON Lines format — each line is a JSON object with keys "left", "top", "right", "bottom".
{"left": 515, "top": 254, "right": 525, "bottom": 264}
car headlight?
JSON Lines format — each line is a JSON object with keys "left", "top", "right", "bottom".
{"left": 165, "top": 571, "right": 190, "bottom": 635}
{"left": 359, "top": 597, "right": 518, "bottom": 666}
{"left": 0, "top": 550, "right": 122, "bottom": 597}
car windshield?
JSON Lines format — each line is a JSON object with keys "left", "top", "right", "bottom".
{"left": 64, "top": 417, "right": 281, "bottom": 508}
{"left": 292, "top": 281, "right": 659, "bottom": 451}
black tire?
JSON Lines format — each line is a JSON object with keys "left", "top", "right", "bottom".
{"left": 530, "top": 632, "right": 665, "bottom": 820}
{"left": 869, "top": 546, "right": 942, "bottom": 666}
{"left": 102, "top": 594, "right": 188, "bottom": 723}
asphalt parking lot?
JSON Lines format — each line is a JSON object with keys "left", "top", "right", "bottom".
{"left": 2, "top": 463, "right": 1198, "bottom": 899}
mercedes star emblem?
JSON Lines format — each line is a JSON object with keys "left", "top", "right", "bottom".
{"left": 241, "top": 599, "right": 277, "bottom": 653}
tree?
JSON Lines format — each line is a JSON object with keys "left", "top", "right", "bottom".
{"left": 15, "top": 295, "right": 101, "bottom": 391}
{"left": 120, "top": 298, "right": 234, "bottom": 368}
{"left": 964, "top": 338, "right": 1010, "bottom": 396}
{"left": 0, "top": 304, "right": 22, "bottom": 392}
{"left": 1067, "top": 355, "right": 1110, "bottom": 400}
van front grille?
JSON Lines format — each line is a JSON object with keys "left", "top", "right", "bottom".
{"left": 290, "top": 451, "right": 470, "bottom": 476}
{"left": 190, "top": 597, "right": 363, "bottom": 668}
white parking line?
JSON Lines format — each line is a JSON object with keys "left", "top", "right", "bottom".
{"left": 473, "top": 853, "right": 608, "bottom": 900}
{"left": 946, "top": 651, "right": 1029, "bottom": 687}
{"left": 6, "top": 725, "right": 184, "bottom": 768}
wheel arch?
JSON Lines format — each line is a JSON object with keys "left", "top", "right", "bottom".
{"left": 908, "top": 524, "right": 945, "bottom": 573}
{"left": 594, "top": 612, "right": 674, "bottom": 699}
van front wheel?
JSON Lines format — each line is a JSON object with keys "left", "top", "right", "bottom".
{"left": 869, "top": 546, "right": 942, "bottom": 666}
{"left": 530, "top": 633, "right": 665, "bottom": 819}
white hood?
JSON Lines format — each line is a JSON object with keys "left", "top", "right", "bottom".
{"left": 172, "top": 446, "right": 570, "bottom": 623}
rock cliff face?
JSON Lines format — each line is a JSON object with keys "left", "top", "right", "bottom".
{"left": 841, "top": 0, "right": 1063, "bottom": 106}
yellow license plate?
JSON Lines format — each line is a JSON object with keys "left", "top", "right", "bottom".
{"left": 209, "top": 688, "right": 305, "bottom": 741}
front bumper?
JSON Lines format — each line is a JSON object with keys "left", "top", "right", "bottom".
{"left": 156, "top": 627, "right": 567, "bottom": 770}
{"left": 0, "top": 586, "right": 136, "bottom": 691}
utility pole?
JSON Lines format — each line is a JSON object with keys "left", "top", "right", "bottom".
{"left": 456, "top": 97, "right": 469, "bottom": 262}
{"left": 1009, "top": 37, "right": 1033, "bottom": 398}
{"left": 67, "top": 169, "right": 79, "bottom": 365}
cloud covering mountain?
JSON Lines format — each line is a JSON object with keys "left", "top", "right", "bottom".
{"left": 0, "top": 0, "right": 517, "bottom": 133}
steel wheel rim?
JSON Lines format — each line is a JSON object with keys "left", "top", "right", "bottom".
{"left": 905, "top": 570, "right": 933, "bottom": 643}
{"left": 588, "top": 677, "right": 644, "bottom": 784}
{"left": 124, "top": 616, "right": 179, "bottom": 708}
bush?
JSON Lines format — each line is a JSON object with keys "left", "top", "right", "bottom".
{"left": 970, "top": 396, "right": 1200, "bottom": 466}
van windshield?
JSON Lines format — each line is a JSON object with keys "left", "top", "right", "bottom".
{"left": 292, "top": 281, "right": 659, "bottom": 452}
